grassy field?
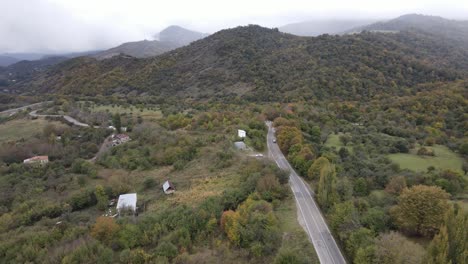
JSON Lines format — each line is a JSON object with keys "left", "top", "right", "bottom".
{"left": 87, "top": 103, "right": 163, "bottom": 120}
{"left": 0, "top": 118, "right": 67, "bottom": 142}
{"left": 388, "top": 145, "right": 463, "bottom": 173}
{"left": 324, "top": 133, "right": 353, "bottom": 152}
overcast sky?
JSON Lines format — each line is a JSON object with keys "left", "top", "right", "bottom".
{"left": 1, "top": 0, "right": 467, "bottom": 53}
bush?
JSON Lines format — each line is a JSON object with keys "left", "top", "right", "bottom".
{"left": 417, "top": 147, "right": 435, "bottom": 156}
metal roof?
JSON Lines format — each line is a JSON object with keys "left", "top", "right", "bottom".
{"left": 116, "top": 193, "right": 137, "bottom": 211}
{"left": 163, "top": 180, "right": 174, "bottom": 191}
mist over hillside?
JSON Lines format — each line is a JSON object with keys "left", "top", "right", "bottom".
{"left": 348, "top": 14, "right": 468, "bottom": 44}
{"left": 279, "top": 19, "right": 378, "bottom": 36}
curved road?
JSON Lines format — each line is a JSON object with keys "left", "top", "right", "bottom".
{"left": 266, "top": 121, "right": 346, "bottom": 264}
{"left": 0, "top": 101, "right": 52, "bottom": 116}
{"left": 29, "top": 110, "right": 97, "bottom": 128}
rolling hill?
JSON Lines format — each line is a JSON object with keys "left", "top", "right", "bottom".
{"left": 0, "top": 56, "right": 69, "bottom": 88}
{"left": 10, "top": 25, "right": 468, "bottom": 100}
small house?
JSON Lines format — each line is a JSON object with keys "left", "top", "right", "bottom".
{"left": 163, "top": 180, "right": 175, "bottom": 194}
{"left": 238, "top": 129, "right": 246, "bottom": 138}
{"left": 23, "top": 156, "right": 49, "bottom": 165}
{"left": 116, "top": 193, "right": 137, "bottom": 215}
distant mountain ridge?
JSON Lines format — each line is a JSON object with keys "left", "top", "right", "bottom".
{"left": 348, "top": 14, "right": 468, "bottom": 44}
{"left": 93, "top": 25, "right": 209, "bottom": 60}
{"left": 279, "top": 19, "right": 378, "bottom": 36}
{"left": 0, "top": 56, "right": 19, "bottom": 67}
{"left": 92, "top": 40, "right": 176, "bottom": 59}
{"left": 156, "top": 25, "right": 209, "bottom": 46}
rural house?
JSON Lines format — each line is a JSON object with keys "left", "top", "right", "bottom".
{"left": 116, "top": 193, "right": 137, "bottom": 215}
{"left": 163, "top": 180, "right": 175, "bottom": 194}
{"left": 23, "top": 156, "right": 49, "bottom": 165}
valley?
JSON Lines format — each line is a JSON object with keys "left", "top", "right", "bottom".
{"left": 0, "top": 11, "right": 467, "bottom": 264}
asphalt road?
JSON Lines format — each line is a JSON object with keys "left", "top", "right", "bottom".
{"left": 0, "top": 101, "right": 51, "bottom": 116}
{"left": 266, "top": 121, "right": 346, "bottom": 264}
{"left": 29, "top": 110, "right": 94, "bottom": 128}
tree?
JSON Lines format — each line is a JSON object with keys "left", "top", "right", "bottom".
{"left": 427, "top": 207, "right": 468, "bottom": 264}
{"left": 345, "top": 228, "right": 374, "bottom": 260}
{"left": 374, "top": 232, "right": 425, "bottom": 264}
{"left": 274, "top": 249, "right": 303, "bottom": 264}
{"left": 392, "top": 185, "right": 449, "bottom": 237}
{"left": 459, "top": 142, "right": 468, "bottom": 155}
{"left": 329, "top": 201, "right": 360, "bottom": 242}
{"left": 276, "top": 126, "right": 303, "bottom": 154}
{"left": 95, "top": 185, "right": 108, "bottom": 211}
{"left": 307, "top": 157, "right": 330, "bottom": 181}
{"left": 113, "top": 113, "right": 122, "bottom": 133}
{"left": 220, "top": 210, "right": 240, "bottom": 245}
{"left": 354, "top": 177, "right": 369, "bottom": 197}
{"left": 317, "top": 162, "right": 338, "bottom": 210}
{"left": 385, "top": 176, "right": 407, "bottom": 195}
{"left": 426, "top": 225, "right": 450, "bottom": 264}
{"left": 91, "top": 216, "right": 120, "bottom": 245}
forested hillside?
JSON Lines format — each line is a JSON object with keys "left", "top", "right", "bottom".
{"left": 11, "top": 25, "right": 468, "bottom": 101}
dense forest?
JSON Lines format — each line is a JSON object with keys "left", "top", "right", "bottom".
{"left": 8, "top": 25, "right": 468, "bottom": 101}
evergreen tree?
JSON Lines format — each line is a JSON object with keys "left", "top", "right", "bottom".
{"left": 113, "top": 113, "right": 122, "bottom": 133}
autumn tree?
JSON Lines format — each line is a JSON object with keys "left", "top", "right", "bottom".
{"left": 392, "top": 185, "right": 449, "bottom": 237}
{"left": 276, "top": 126, "right": 303, "bottom": 154}
{"left": 90, "top": 216, "right": 120, "bottom": 245}
{"left": 317, "top": 162, "right": 338, "bottom": 210}
{"left": 374, "top": 232, "right": 425, "bottom": 264}
{"left": 384, "top": 176, "right": 407, "bottom": 195}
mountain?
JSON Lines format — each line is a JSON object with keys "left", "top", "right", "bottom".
{"left": 92, "top": 26, "right": 207, "bottom": 60}
{"left": 92, "top": 40, "right": 176, "bottom": 60}
{"left": 0, "top": 56, "right": 69, "bottom": 88}
{"left": 0, "top": 55, "right": 19, "bottom": 67}
{"left": 349, "top": 14, "right": 468, "bottom": 44}
{"left": 11, "top": 25, "right": 468, "bottom": 100}
{"left": 279, "top": 19, "right": 377, "bottom": 36}
{"left": 157, "top": 25, "right": 209, "bottom": 46}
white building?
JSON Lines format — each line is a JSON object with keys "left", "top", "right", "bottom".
{"left": 238, "top": 129, "right": 246, "bottom": 138}
{"left": 162, "top": 180, "right": 175, "bottom": 194}
{"left": 23, "top": 156, "right": 49, "bottom": 165}
{"left": 116, "top": 193, "right": 137, "bottom": 215}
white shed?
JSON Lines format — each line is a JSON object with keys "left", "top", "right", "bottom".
{"left": 163, "top": 180, "right": 175, "bottom": 194}
{"left": 116, "top": 193, "right": 137, "bottom": 214}
{"left": 238, "top": 129, "right": 246, "bottom": 138}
